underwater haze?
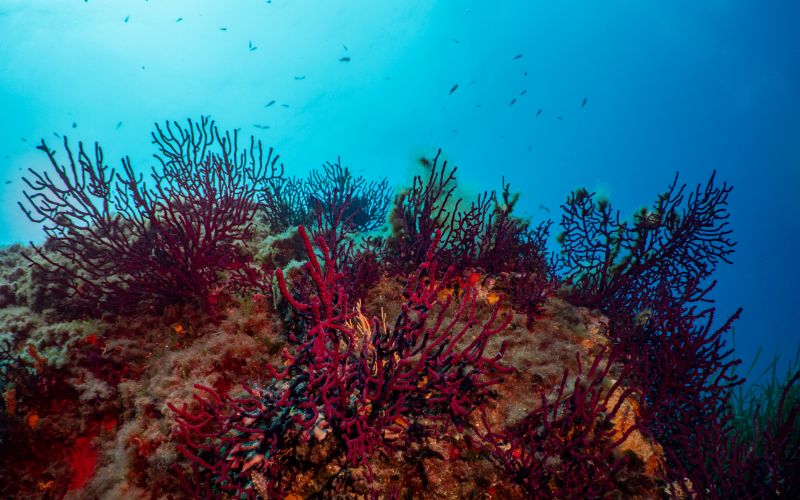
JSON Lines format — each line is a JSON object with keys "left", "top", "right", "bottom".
{"left": 2, "top": 1, "right": 800, "bottom": 497}
{"left": 1, "top": 1, "right": 799, "bottom": 387}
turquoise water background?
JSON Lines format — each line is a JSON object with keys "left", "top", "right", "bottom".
{"left": 0, "top": 1, "right": 798, "bottom": 380}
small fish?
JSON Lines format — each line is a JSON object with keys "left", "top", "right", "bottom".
{"left": 519, "top": 90, "right": 527, "bottom": 96}
{"left": 557, "top": 116, "right": 563, "bottom": 120}
{"left": 115, "top": 121, "right": 122, "bottom": 129}
{"left": 536, "top": 108, "right": 542, "bottom": 116}
{"left": 21, "top": 137, "right": 27, "bottom": 142}
{"left": 453, "top": 39, "right": 461, "bottom": 44}
{"left": 452, "top": 129, "right": 459, "bottom": 133}
{"left": 448, "top": 84, "right": 459, "bottom": 95}
{"left": 248, "top": 41, "right": 257, "bottom": 51}
{"left": 53, "top": 132, "right": 61, "bottom": 138}
{"left": 294, "top": 75, "right": 306, "bottom": 80}
{"left": 141, "top": 65, "right": 146, "bottom": 70}
{"left": 527, "top": 145, "right": 532, "bottom": 151}
{"left": 524, "top": 72, "right": 528, "bottom": 76}
{"left": 281, "top": 104, "right": 289, "bottom": 108}
{"left": 4, "top": 181, "right": 10, "bottom": 185}
{"left": 581, "top": 97, "right": 587, "bottom": 108}
{"left": 342, "top": 44, "right": 348, "bottom": 51}
{"left": 72, "top": 122, "right": 77, "bottom": 128}
{"left": 538, "top": 204, "right": 551, "bottom": 214}
{"left": 264, "top": 100, "right": 276, "bottom": 107}
{"left": 253, "top": 124, "right": 270, "bottom": 129}
{"left": 512, "top": 53, "right": 523, "bottom": 60}
{"left": 124, "top": 15, "right": 130, "bottom": 23}
{"left": 509, "top": 98, "right": 517, "bottom": 106}
{"left": 219, "top": 27, "right": 227, "bottom": 31}
{"left": 175, "top": 17, "right": 183, "bottom": 23}
{"left": 339, "top": 56, "right": 350, "bottom": 62}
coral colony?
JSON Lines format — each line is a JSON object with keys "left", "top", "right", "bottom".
{"left": 0, "top": 117, "right": 797, "bottom": 498}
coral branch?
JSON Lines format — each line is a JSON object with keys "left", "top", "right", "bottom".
{"left": 19, "top": 117, "right": 283, "bottom": 314}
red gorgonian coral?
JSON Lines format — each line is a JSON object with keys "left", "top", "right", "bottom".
{"left": 19, "top": 117, "right": 283, "bottom": 314}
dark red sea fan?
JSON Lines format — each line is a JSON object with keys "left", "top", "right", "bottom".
{"left": 170, "top": 226, "right": 514, "bottom": 496}
{"left": 557, "top": 171, "right": 735, "bottom": 315}
{"left": 276, "top": 226, "right": 514, "bottom": 470}
{"left": 19, "top": 117, "right": 283, "bottom": 314}
{"left": 474, "top": 347, "right": 640, "bottom": 498}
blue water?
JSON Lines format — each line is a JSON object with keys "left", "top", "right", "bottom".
{"left": 1, "top": 1, "right": 798, "bottom": 380}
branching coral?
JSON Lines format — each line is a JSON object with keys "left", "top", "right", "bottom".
{"left": 277, "top": 225, "right": 514, "bottom": 474}
{"left": 169, "top": 380, "right": 317, "bottom": 498}
{"left": 19, "top": 117, "right": 283, "bottom": 314}
{"left": 387, "top": 151, "right": 554, "bottom": 282}
{"left": 386, "top": 150, "right": 460, "bottom": 272}
{"left": 260, "top": 156, "right": 392, "bottom": 235}
{"left": 9, "top": 116, "right": 795, "bottom": 497}
{"left": 304, "top": 157, "right": 392, "bottom": 234}
{"left": 550, "top": 172, "right": 800, "bottom": 496}
{"left": 474, "top": 347, "right": 641, "bottom": 498}
{"left": 681, "top": 373, "right": 800, "bottom": 498}
{"left": 557, "top": 172, "right": 735, "bottom": 315}
{"left": 171, "top": 226, "right": 513, "bottom": 495}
